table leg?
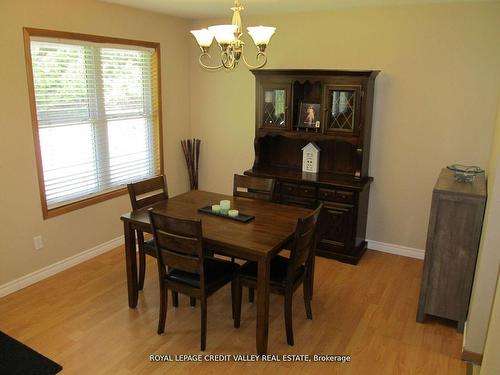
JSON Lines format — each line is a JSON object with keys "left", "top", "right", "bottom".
{"left": 256, "top": 257, "right": 271, "bottom": 355}
{"left": 309, "top": 252, "right": 316, "bottom": 299}
{"left": 124, "top": 220, "right": 138, "bottom": 308}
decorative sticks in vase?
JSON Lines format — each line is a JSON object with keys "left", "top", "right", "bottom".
{"left": 181, "top": 139, "right": 201, "bottom": 190}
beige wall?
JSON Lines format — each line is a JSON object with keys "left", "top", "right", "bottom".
{"left": 189, "top": 2, "right": 500, "bottom": 251}
{"left": 0, "top": 0, "right": 191, "bottom": 286}
{"left": 465, "top": 96, "right": 500, "bottom": 354}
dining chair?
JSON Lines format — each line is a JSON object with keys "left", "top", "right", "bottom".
{"left": 127, "top": 175, "right": 168, "bottom": 290}
{"left": 233, "top": 174, "right": 276, "bottom": 202}
{"left": 149, "top": 210, "right": 239, "bottom": 351}
{"left": 127, "top": 176, "right": 196, "bottom": 307}
{"left": 233, "top": 204, "right": 323, "bottom": 346}
{"left": 233, "top": 174, "right": 276, "bottom": 303}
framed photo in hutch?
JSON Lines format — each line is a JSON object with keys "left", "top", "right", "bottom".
{"left": 297, "top": 102, "right": 321, "bottom": 129}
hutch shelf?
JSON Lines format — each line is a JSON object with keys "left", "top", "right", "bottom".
{"left": 245, "top": 69, "right": 379, "bottom": 264}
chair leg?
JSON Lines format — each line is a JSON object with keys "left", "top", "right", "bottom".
{"left": 200, "top": 297, "right": 207, "bottom": 351}
{"left": 138, "top": 249, "right": 146, "bottom": 291}
{"left": 303, "top": 281, "right": 313, "bottom": 320}
{"left": 248, "top": 287, "right": 254, "bottom": 303}
{"left": 172, "top": 291, "right": 179, "bottom": 307}
{"left": 137, "top": 232, "right": 146, "bottom": 291}
{"left": 233, "top": 279, "right": 242, "bottom": 328}
{"left": 284, "top": 291, "right": 294, "bottom": 346}
{"left": 308, "top": 258, "right": 315, "bottom": 300}
{"left": 190, "top": 297, "right": 196, "bottom": 307}
{"left": 157, "top": 284, "right": 168, "bottom": 334}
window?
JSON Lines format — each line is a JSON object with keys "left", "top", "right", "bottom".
{"left": 24, "top": 28, "right": 163, "bottom": 218}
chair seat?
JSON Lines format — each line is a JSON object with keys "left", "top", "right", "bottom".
{"left": 142, "top": 239, "right": 156, "bottom": 257}
{"left": 239, "top": 255, "right": 305, "bottom": 288}
{"left": 167, "top": 257, "right": 240, "bottom": 293}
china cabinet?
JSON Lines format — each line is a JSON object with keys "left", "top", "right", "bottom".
{"left": 245, "top": 69, "right": 379, "bottom": 264}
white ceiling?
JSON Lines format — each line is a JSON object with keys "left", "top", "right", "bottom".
{"left": 101, "top": 0, "right": 491, "bottom": 19}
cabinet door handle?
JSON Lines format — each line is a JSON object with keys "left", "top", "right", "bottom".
{"left": 328, "top": 208, "right": 349, "bottom": 214}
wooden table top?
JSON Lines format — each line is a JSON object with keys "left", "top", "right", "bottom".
{"left": 121, "top": 190, "right": 312, "bottom": 261}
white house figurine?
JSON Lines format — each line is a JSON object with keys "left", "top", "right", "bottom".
{"left": 302, "top": 142, "right": 320, "bottom": 173}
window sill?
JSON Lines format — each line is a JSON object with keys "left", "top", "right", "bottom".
{"left": 43, "top": 187, "right": 129, "bottom": 219}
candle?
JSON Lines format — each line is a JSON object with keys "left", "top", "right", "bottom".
{"left": 211, "top": 204, "right": 220, "bottom": 213}
{"left": 220, "top": 200, "right": 230, "bottom": 210}
{"left": 228, "top": 209, "right": 239, "bottom": 218}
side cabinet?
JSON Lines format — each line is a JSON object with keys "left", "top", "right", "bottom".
{"left": 416, "top": 168, "right": 486, "bottom": 332}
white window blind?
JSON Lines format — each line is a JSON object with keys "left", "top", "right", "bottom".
{"left": 29, "top": 38, "right": 161, "bottom": 210}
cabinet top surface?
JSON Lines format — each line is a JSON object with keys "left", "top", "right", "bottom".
{"left": 245, "top": 167, "right": 373, "bottom": 190}
{"left": 251, "top": 69, "right": 380, "bottom": 78}
{"left": 434, "top": 168, "right": 486, "bottom": 197}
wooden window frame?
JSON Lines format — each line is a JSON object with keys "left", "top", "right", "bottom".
{"left": 23, "top": 27, "right": 164, "bottom": 219}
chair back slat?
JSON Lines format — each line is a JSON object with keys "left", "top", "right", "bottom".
{"left": 287, "top": 204, "right": 323, "bottom": 283}
{"left": 160, "top": 248, "right": 199, "bottom": 274}
{"left": 149, "top": 211, "right": 204, "bottom": 275}
{"left": 155, "top": 230, "right": 201, "bottom": 257}
{"left": 128, "top": 176, "right": 168, "bottom": 210}
{"left": 137, "top": 192, "right": 168, "bottom": 209}
{"left": 233, "top": 174, "right": 275, "bottom": 202}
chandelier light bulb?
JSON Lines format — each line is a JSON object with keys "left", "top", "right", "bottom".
{"left": 247, "top": 26, "right": 276, "bottom": 47}
{"left": 208, "top": 25, "right": 238, "bottom": 45}
{"left": 190, "top": 29, "right": 214, "bottom": 48}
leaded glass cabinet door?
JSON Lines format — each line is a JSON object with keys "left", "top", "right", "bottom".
{"left": 325, "top": 85, "right": 361, "bottom": 135}
{"left": 259, "top": 83, "right": 291, "bottom": 130}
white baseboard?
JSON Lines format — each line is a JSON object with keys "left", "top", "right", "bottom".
{"left": 0, "top": 236, "right": 124, "bottom": 298}
{"left": 0, "top": 236, "right": 423, "bottom": 298}
{"left": 367, "top": 240, "right": 425, "bottom": 259}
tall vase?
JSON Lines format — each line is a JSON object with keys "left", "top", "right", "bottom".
{"left": 181, "top": 139, "right": 201, "bottom": 190}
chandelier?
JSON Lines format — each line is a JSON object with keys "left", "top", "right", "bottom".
{"left": 190, "top": 0, "right": 276, "bottom": 71}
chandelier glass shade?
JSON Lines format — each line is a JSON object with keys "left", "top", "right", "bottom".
{"left": 190, "top": 0, "right": 276, "bottom": 70}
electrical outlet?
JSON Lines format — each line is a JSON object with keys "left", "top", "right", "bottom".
{"left": 34, "top": 235, "right": 44, "bottom": 250}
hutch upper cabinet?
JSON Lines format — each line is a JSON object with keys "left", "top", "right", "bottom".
{"left": 257, "top": 81, "right": 292, "bottom": 130}
{"left": 325, "top": 84, "right": 362, "bottom": 136}
{"left": 246, "top": 69, "right": 379, "bottom": 264}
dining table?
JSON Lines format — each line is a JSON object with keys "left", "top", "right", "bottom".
{"left": 120, "top": 190, "right": 312, "bottom": 355}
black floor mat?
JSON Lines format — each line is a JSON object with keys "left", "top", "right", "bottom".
{"left": 0, "top": 331, "right": 62, "bottom": 375}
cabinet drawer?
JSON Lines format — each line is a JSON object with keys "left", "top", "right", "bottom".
{"left": 281, "top": 195, "right": 315, "bottom": 209}
{"left": 318, "top": 188, "right": 336, "bottom": 201}
{"left": 298, "top": 185, "right": 315, "bottom": 198}
{"left": 282, "top": 183, "right": 299, "bottom": 196}
{"left": 336, "top": 190, "right": 354, "bottom": 204}
{"left": 282, "top": 183, "right": 315, "bottom": 198}
{"left": 319, "top": 188, "right": 354, "bottom": 204}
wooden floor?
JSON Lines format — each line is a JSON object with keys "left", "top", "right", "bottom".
{"left": 0, "top": 248, "right": 466, "bottom": 374}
